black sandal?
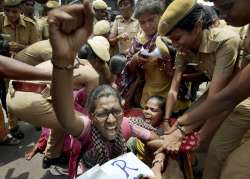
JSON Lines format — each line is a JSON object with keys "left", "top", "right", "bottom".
{"left": 0, "top": 134, "right": 20, "bottom": 145}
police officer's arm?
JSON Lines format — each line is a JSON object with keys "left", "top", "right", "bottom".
{"left": 179, "top": 64, "right": 250, "bottom": 139}
{"left": 8, "top": 41, "right": 27, "bottom": 52}
{"left": 109, "top": 17, "right": 127, "bottom": 45}
{"left": 98, "top": 62, "right": 113, "bottom": 84}
{"left": 164, "top": 68, "right": 182, "bottom": 120}
{"left": 49, "top": 2, "right": 94, "bottom": 136}
{"left": 178, "top": 36, "right": 240, "bottom": 140}
{"left": 0, "top": 55, "right": 51, "bottom": 80}
{"left": 109, "top": 17, "right": 119, "bottom": 45}
{"left": 73, "top": 60, "right": 99, "bottom": 95}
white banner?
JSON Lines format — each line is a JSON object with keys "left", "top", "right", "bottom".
{"left": 77, "top": 152, "right": 154, "bottom": 179}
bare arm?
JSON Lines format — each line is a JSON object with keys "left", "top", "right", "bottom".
{"left": 0, "top": 55, "right": 51, "bottom": 80}
{"left": 178, "top": 36, "right": 240, "bottom": 139}
{"left": 49, "top": 2, "right": 94, "bottom": 136}
{"left": 165, "top": 68, "right": 183, "bottom": 119}
{"left": 178, "top": 64, "right": 250, "bottom": 126}
{"left": 147, "top": 139, "right": 163, "bottom": 151}
{"left": 108, "top": 18, "right": 119, "bottom": 46}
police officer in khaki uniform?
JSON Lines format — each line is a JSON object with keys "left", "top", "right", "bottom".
{"left": 14, "top": 40, "right": 52, "bottom": 65}
{"left": 109, "top": 0, "right": 139, "bottom": 55}
{"left": 37, "top": 1, "right": 60, "bottom": 40}
{"left": 8, "top": 40, "right": 52, "bottom": 135}
{"left": 155, "top": 1, "right": 250, "bottom": 179}
{"left": 93, "top": 20, "right": 110, "bottom": 38}
{"left": 78, "top": 36, "right": 112, "bottom": 84}
{"left": 92, "top": 20, "right": 118, "bottom": 56}
{"left": 0, "top": 0, "right": 40, "bottom": 53}
{"left": 7, "top": 60, "right": 99, "bottom": 167}
{"left": 92, "top": 0, "right": 109, "bottom": 23}
{"left": 20, "top": 0, "right": 36, "bottom": 21}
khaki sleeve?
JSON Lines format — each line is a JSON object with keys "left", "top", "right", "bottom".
{"left": 213, "top": 36, "right": 240, "bottom": 76}
{"left": 72, "top": 63, "right": 99, "bottom": 91}
{"left": 175, "top": 52, "right": 188, "bottom": 71}
{"left": 14, "top": 49, "right": 37, "bottom": 66}
{"left": 110, "top": 18, "right": 118, "bottom": 37}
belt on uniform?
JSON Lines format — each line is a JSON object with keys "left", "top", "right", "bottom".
{"left": 12, "top": 81, "right": 47, "bottom": 94}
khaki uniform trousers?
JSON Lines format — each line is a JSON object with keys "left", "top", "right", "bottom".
{"left": 7, "top": 84, "right": 64, "bottom": 158}
{"left": 7, "top": 60, "right": 99, "bottom": 158}
{"left": 202, "top": 97, "right": 250, "bottom": 179}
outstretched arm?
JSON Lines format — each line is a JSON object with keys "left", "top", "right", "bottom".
{"left": 177, "top": 64, "right": 250, "bottom": 140}
{"left": 49, "top": 2, "right": 94, "bottom": 136}
{"left": 0, "top": 55, "right": 51, "bottom": 80}
{"left": 178, "top": 64, "right": 250, "bottom": 125}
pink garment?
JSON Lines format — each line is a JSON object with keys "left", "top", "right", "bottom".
{"left": 73, "top": 88, "right": 88, "bottom": 115}
{"left": 36, "top": 128, "right": 72, "bottom": 158}
{"left": 33, "top": 89, "right": 88, "bottom": 179}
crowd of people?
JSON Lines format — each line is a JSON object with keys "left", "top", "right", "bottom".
{"left": 0, "top": 0, "right": 250, "bottom": 178}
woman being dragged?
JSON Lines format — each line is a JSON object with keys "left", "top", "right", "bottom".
{"left": 127, "top": 96, "right": 198, "bottom": 179}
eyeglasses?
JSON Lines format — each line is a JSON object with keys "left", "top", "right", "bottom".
{"left": 93, "top": 109, "right": 123, "bottom": 121}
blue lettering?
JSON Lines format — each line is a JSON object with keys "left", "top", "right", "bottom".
{"left": 111, "top": 160, "right": 139, "bottom": 178}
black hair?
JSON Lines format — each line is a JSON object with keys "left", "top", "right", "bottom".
{"left": 202, "top": 5, "right": 219, "bottom": 27}
{"left": 77, "top": 44, "right": 97, "bottom": 60}
{"left": 168, "top": 4, "right": 213, "bottom": 34}
{"left": 87, "top": 85, "right": 122, "bottom": 113}
{"left": 109, "top": 54, "right": 127, "bottom": 74}
{"left": 145, "top": 95, "right": 166, "bottom": 116}
{"left": 134, "top": 0, "right": 164, "bottom": 19}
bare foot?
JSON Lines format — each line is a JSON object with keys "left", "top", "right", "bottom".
{"left": 25, "top": 145, "right": 39, "bottom": 160}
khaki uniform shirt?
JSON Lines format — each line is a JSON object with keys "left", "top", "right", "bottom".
{"left": 110, "top": 15, "right": 139, "bottom": 54}
{"left": 14, "top": 40, "right": 52, "bottom": 65}
{"left": 175, "top": 27, "right": 240, "bottom": 80}
{"left": 0, "top": 14, "right": 40, "bottom": 46}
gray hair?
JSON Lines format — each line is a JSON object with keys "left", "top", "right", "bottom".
{"left": 134, "top": 0, "right": 164, "bottom": 19}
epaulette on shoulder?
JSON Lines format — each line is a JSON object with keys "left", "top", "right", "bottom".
{"left": 23, "top": 16, "right": 36, "bottom": 25}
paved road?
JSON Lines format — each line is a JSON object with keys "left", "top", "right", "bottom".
{"left": 0, "top": 121, "right": 68, "bottom": 179}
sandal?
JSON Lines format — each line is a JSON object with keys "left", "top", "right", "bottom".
{"left": 10, "top": 126, "right": 24, "bottom": 139}
{"left": 0, "top": 134, "right": 20, "bottom": 145}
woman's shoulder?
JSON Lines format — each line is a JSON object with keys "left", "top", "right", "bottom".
{"left": 207, "top": 26, "right": 241, "bottom": 42}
